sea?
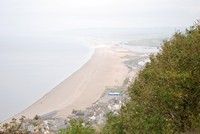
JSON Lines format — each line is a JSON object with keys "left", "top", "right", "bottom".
{"left": 0, "top": 27, "right": 181, "bottom": 121}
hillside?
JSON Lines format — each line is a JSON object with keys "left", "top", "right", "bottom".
{"left": 102, "top": 23, "right": 200, "bottom": 133}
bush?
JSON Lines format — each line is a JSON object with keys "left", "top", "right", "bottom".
{"left": 102, "top": 113, "right": 124, "bottom": 134}
{"left": 103, "top": 23, "right": 200, "bottom": 133}
{"left": 0, "top": 117, "right": 28, "bottom": 134}
{"left": 59, "top": 119, "right": 95, "bottom": 134}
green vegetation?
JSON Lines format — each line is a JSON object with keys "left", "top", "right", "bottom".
{"left": 102, "top": 23, "right": 200, "bottom": 133}
{"left": 59, "top": 119, "right": 95, "bottom": 134}
{"left": 102, "top": 113, "right": 124, "bottom": 134}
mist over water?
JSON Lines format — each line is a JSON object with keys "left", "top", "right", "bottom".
{"left": 0, "top": 33, "right": 94, "bottom": 121}
{"left": 0, "top": 28, "right": 178, "bottom": 121}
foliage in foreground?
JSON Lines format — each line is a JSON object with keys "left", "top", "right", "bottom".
{"left": 102, "top": 23, "right": 200, "bottom": 133}
{"left": 0, "top": 117, "right": 28, "bottom": 134}
{"left": 102, "top": 113, "right": 124, "bottom": 134}
{"left": 59, "top": 119, "right": 95, "bottom": 134}
{"left": 0, "top": 115, "right": 46, "bottom": 134}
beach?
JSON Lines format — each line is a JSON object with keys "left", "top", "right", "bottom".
{"left": 15, "top": 45, "right": 130, "bottom": 119}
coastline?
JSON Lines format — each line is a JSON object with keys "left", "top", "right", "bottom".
{"left": 12, "top": 45, "right": 131, "bottom": 120}
{"left": 0, "top": 41, "right": 95, "bottom": 122}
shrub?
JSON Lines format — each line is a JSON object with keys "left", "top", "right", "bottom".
{"left": 59, "top": 119, "right": 95, "bottom": 134}
{"left": 103, "top": 23, "right": 200, "bottom": 133}
{"left": 0, "top": 117, "right": 28, "bottom": 134}
{"left": 102, "top": 113, "right": 124, "bottom": 134}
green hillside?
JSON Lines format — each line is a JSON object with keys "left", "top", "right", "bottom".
{"left": 102, "top": 23, "right": 200, "bottom": 133}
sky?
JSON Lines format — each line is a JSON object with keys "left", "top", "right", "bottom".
{"left": 0, "top": 0, "right": 199, "bottom": 34}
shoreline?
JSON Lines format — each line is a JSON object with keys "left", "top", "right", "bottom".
{"left": 11, "top": 45, "right": 131, "bottom": 121}
{"left": 0, "top": 42, "right": 95, "bottom": 122}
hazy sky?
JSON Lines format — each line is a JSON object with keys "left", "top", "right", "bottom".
{"left": 0, "top": 0, "right": 199, "bottom": 34}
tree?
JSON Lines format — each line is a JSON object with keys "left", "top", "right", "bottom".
{"left": 103, "top": 22, "right": 200, "bottom": 133}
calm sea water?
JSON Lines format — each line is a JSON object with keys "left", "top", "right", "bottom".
{"left": 0, "top": 34, "right": 94, "bottom": 121}
{"left": 0, "top": 28, "right": 180, "bottom": 121}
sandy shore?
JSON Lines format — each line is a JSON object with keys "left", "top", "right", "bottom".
{"left": 15, "top": 45, "right": 130, "bottom": 119}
